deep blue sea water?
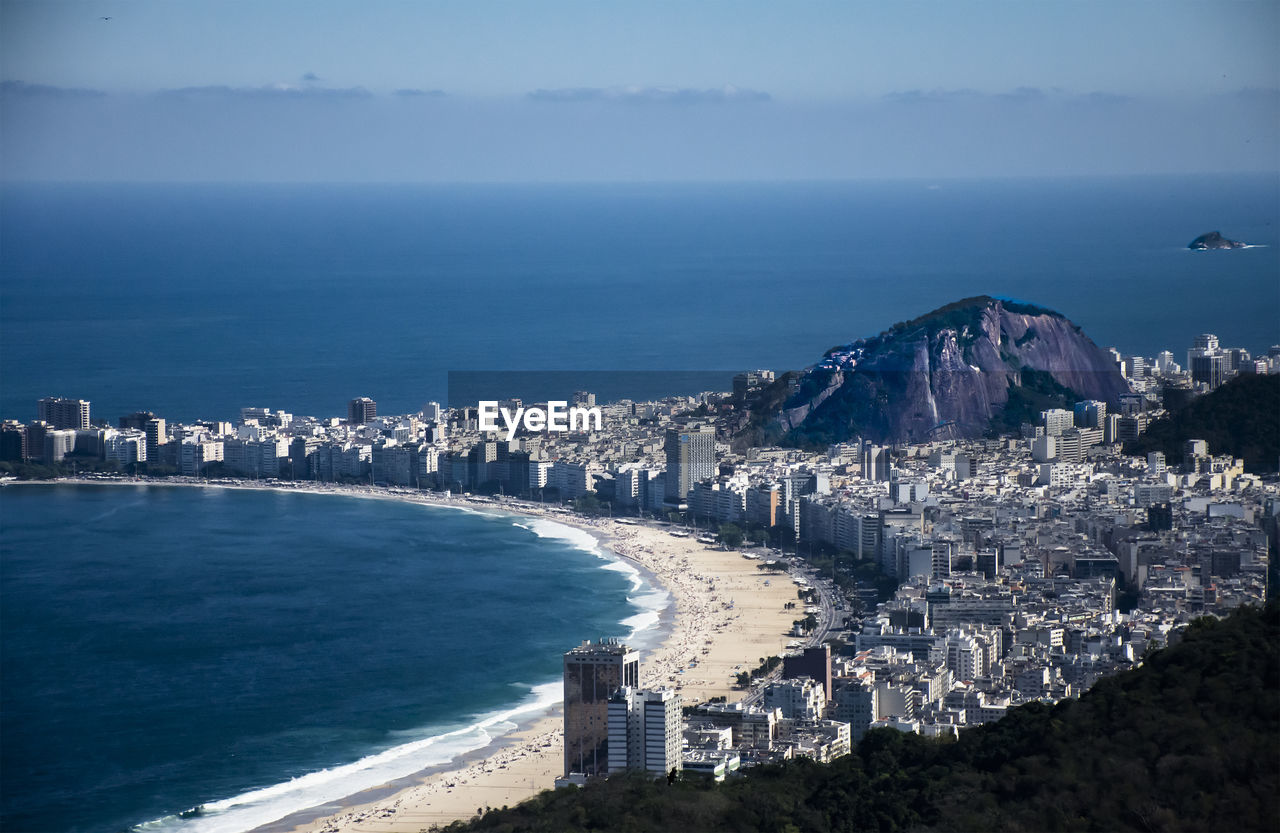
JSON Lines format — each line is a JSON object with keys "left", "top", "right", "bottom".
{"left": 1, "top": 176, "right": 1276, "bottom": 423}
{"left": 0, "top": 484, "right": 663, "bottom": 833}
{"left": 0, "top": 177, "right": 1277, "bottom": 831}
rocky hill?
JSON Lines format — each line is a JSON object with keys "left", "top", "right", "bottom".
{"left": 1189, "top": 231, "right": 1246, "bottom": 250}
{"left": 764, "top": 297, "right": 1130, "bottom": 446}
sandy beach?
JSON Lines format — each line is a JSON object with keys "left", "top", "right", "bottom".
{"left": 258, "top": 499, "right": 802, "bottom": 833}
{"left": 14, "top": 479, "right": 802, "bottom": 832}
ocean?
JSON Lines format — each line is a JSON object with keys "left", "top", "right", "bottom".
{"left": 1, "top": 176, "right": 1277, "bottom": 423}
{"left": 0, "top": 484, "right": 667, "bottom": 833}
{"left": 0, "top": 176, "right": 1277, "bottom": 831}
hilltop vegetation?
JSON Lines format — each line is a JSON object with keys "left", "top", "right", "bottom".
{"left": 441, "top": 604, "right": 1279, "bottom": 832}
{"left": 1127, "top": 374, "right": 1280, "bottom": 472}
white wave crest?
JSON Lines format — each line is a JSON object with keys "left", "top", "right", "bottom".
{"left": 133, "top": 682, "right": 562, "bottom": 833}
{"left": 516, "top": 517, "right": 669, "bottom": 645}
{"left": 520, "top": 517, "right": 604, "bottom": 556}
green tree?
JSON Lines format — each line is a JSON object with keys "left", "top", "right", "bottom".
{"left": 718, "top": 523, "right": 745, "bottom": 548}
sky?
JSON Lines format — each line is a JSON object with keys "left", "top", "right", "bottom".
{"left": 1, "top": 0, "right": 1277, "bottom": 181}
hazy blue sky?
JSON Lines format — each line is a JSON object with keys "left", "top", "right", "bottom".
{"left": 2, "top": 0, "right": 1277, "bottom": 181}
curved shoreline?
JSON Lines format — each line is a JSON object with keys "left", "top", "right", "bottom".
{"left": 4, "top": 477, "right": 798, "bottom": 832}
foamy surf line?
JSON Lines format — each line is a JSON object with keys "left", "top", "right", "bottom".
{"left": 38, "top": 480, "right": 674, "bottom": 831}
{"left": 133, "top": 681, "right": 562, "bottom": 833}
{"left": 516, "top": 516, "right": 671, "bottom": 648}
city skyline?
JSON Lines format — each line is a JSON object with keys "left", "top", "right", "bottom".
{"left": 2, "top": 4, "right": 1276, "bottom": 829}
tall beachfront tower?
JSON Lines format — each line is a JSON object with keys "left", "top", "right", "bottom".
{"left": 563, "top": 639, "right": 639, "bottom": 779}
{"left": 37, "top": 397, "right": 90, "bottom": 430}
{"left": 663, "top": 425, "right": 715, "bottom": 503}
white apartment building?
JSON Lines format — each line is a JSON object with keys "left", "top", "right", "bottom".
{"left": 763, "top": 677, "right": 826, "bottom": 721}
{"left": 607, "top": 687, "right": 682, "bottom": 777}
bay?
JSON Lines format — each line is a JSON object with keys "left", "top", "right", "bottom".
{"left": 0, "top": 484, "right": 652, "bottom": 833}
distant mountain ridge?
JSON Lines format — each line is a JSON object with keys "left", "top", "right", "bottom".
{"left": 766, "top": 296, "right": 1130, "bottom": 445}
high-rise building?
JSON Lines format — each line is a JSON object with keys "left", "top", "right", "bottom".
{"left": 782, "top": 644, "right": 833, "bottom": 700}
{"left": 861, "top": 444, "right": 889, "bottom": 481}
{"left": 1039, "top": 408, "right": 1073, "bottom": 437}
{"left": 24, "top": 421, "right": 50, "bottom": 462}
{"left": 664, "top": 426, "right": 715, "bottom": 503}
{"left": 1192, "top": 333, "right": 1219, "bottom": 353}
{"left": 564, "top": 639, "right": 639, "bottom": 779}
{"left": 1147, "top": 502, "right": 1174, "bottom": 531}
{"left": 746, "top": 483, "right": 783, "bottom": 528}
{"left": 37, "top": 397, "right": 90, "bottom": 430}
{"left": 347, "top": 397, "right": 377, "bottom": 424}
{"left": 831, "top": 680, "right": 878, "bottom": 743}
{"left": 1183, "top": 439, "right": 1209, "bottom": 470}
{"left": 606, "top": 687, "right": 682, "bottom": 778}
{"left": 1155, "top": 351, "right": 1179, "bottom": 374}
{"left": 931, "top": 538, "right": 956, "bottom": 578}
{"left": 118, "top": 411, "right": 156, "bottom": 431}
{"left": 1073, "top": 400, "right": 1106, "bottom": 429}
{"left": 145, "top": 418, "right": 167, "bottom": 464}
{"left": 105, "top": 431, "right": 147, "bottom": 465}
{"left": 0, "top": 421, "right": 28, "bottom": 462}
{"left": 763, "top": 676, "right": 826, "bottom": 721}
{"left": 1188, "top": 335, "right": 1230, "bottom": 390}
{"left": 1190, "top": 352, "right": 1227, "bottom": 390}
{"left": 44, "top": 429, "right": 77, "bottom": 462}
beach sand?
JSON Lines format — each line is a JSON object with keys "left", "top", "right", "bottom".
{"left": 255, "top": 508, "right": 801, "bottom": 833}
{"left": 19, "top": 480, "right": 801, "bottom": 832}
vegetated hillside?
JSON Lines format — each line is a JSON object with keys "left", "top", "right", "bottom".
{"left": 1126, "top": 374, "right": 1280, "bottom": 473}
{"left": 442, "top": 604, "right": 1279, "bottom": 833}
{"left": 755, "top": 297, "right": 1129, "bottom": 448}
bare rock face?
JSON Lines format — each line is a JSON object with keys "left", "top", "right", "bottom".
{"left": 776, "top": 297, "right": 1131, "bottom": 444}
{"left": 1188, "top": 231, "right": 1246, "bottom": 250}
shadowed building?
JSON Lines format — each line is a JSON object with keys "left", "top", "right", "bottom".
{"left": 347, "top": 397, "right": 377, "bottom": 425}
{"left": 783, "top": 644, "right": 833, "bottom": 700}
{"left": 563, "top": 639, "right": 639, "bottom": 779}
{"left": 37, "top": 397, "right": 90, "bottom": 430}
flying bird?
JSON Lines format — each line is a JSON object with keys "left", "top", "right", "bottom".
{"left": 100, "top": 16, "right": 112, "bottom": 21}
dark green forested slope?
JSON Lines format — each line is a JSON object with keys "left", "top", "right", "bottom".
{"left": 1126, "top": 374, "right": 1280, "bottom": 472}
{"left": 442, "top": 604, "right": 1279, "bottom": 833}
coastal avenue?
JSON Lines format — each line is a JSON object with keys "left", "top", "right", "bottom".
{"left": 740, "top": 550, "right": 840, "bottom": 709}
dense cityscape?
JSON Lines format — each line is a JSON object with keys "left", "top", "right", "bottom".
{"left": 4, "top": 3, "right": 1277, "bottom": 831}
{"left": 3, "top": 329, "right": 1275, "bottom": 795}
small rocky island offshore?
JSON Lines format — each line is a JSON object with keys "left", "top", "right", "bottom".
{"left": 1188, "top": 230, "right": 1246, "bottom": 249}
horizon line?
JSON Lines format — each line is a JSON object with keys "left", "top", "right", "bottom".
{"left": 3, "top": 171, "right": 1278, "bottom": 188}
